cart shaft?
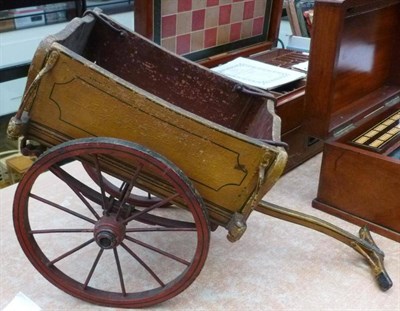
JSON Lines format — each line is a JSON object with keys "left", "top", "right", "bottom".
{"left": 256, "top": 200, "right": 392, "bottom": 291}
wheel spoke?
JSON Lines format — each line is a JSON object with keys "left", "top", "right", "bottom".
{"left": 124, "top": 235, "right": 191, "bottom": 266}
{"left": 115, "top": 182, "right": 128, "bottom": 220}
{"left": 118, "top": 163, "right": 143, "bottom": 208}
{"left": 122, "top": 193, "right": 180, "bottom": 225}
{"left": 110, "top": 163, "right": 143, "bottom": 220}
{"left": 30, "top": 193, "right": 96, "bottom": 224}
{"left": 49, "top": 165, "right": 101, "bottom": 220}
{"left": 47, "top": 238, "right": 96, "bottom": 266}
{"left": 114, "top": 248, "right": 126, "bottom": 296}
{"left": 93, "top": 155, "right": 111, "bottom": 213}
{"left": 30, "top": 228, "right": 94, "bottom": 234}
{"left": 83, "top": 248, "right": 104, "bottom": 289}
{"left": 120, "top": 242, "right": 165, "bottom": 287}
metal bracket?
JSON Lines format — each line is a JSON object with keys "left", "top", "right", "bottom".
{"left": 226, "top": 213, "right": 247, "bottom": 242}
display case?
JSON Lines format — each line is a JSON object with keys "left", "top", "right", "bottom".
{"left": 134, "top": 0, "right": 323, "bottom": 172}
{"left": 0, "top": 1, "right": 81, "bottom": 32}
{"left": 304, "top": 0, "right": 400, "bottom": 242}
{"left": 0, "top": 0, "right": 134, "bottom": 32}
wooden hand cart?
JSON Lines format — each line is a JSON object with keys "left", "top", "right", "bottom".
{"left": 7, "top": 10, "right": 392, "bottom": 308}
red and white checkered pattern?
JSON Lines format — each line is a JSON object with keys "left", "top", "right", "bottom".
{"left": 159, "top": 0, "right": 268, "bottom": 55}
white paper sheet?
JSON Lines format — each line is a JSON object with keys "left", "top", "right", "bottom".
{"left": 292, "top": 60, "right": 309, "bottom": 72}
{"left": 211, "top": 57, "right": 306, "bottom": 90}
{"left": 3, "top": 292, "right": 41, "bottom": 311}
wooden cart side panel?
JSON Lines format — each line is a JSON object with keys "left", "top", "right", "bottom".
{"left": 21, "top": 16, "right": 96, "bottom": 105}
{"left": 23, "top": 47, "right": 287, "bottom": 223}
{"left": 84, "top": 19, "right": 277, "bottom": 141}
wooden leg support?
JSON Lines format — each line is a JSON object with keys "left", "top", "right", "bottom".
{"left": 256, "top": 200, "right": 393, "bottom": 291}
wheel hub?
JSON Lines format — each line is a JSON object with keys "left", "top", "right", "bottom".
{"left": 94, "top": 216, "right": 126, "bottom": 249}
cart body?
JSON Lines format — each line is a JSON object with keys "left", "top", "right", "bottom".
{"left": 12, "top": 11, "right": 286, "bottom": 229}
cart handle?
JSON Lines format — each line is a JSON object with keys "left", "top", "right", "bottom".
{"left": 7, "top": 50, "right": 60, "bottom": 143}
{"left": 255, "top": 200, "right": 393, "bottom": 291}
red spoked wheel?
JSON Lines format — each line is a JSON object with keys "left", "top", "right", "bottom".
{"left": 13, "top": 137, "right": 210, "bottom": 308}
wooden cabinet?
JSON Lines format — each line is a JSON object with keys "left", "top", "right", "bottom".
{"left": 305, "top": 0, "right": 400, "bottom": 242}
